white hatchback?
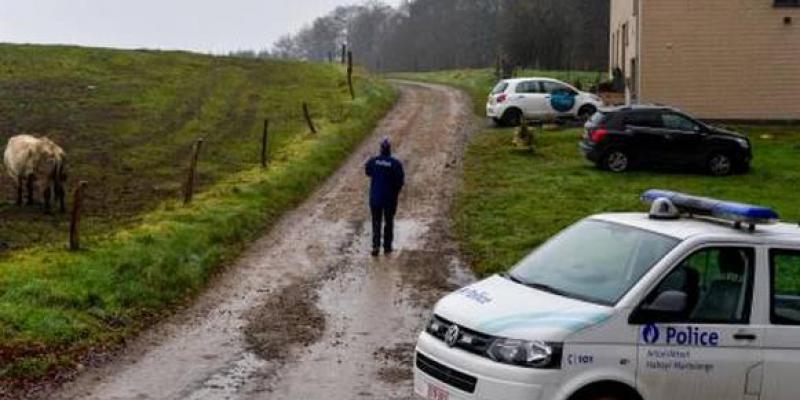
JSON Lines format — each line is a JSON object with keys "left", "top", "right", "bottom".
{"left": 486, "top": 78, "right": 603, "bottom": 126}
{"left": 415, "top": 190, "right": 800, "bottom": 400}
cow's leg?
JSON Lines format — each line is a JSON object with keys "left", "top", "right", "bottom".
{"left": 26, "top": 175, "right": 35, "bottom": 205}
{"left": 55, "top": 182, "right": 66, "bottom": 213}
{"left": 16, "top": 177, "right": 23, "bottom": 206}
{"left": 43, "top": 186, "right": 52, "bottom": 214}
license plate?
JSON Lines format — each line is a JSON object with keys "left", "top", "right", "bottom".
{"left": 427, "top": 384, "right": 450, "bottom": 400}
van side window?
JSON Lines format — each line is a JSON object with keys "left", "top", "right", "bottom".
{"left": 639, "top": 247, "right": 755, "bottom": 324}
{"left": 770, "top": 250, "right": 800, "bottom": 325}
{"left": 541, "top": 81, "right": 575, "bottom": 95}
{"left": 515, "top": 81, "right": 542, "bottom": 94}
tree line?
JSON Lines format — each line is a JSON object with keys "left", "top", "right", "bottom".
{"left": 254, "top": 0, "right": 609, "bottom": 72}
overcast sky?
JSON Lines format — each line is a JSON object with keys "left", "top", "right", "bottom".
{"left": 0, "top": 0, "right": 401, "bottom": 54}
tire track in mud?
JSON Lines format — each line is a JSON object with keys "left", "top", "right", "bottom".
{"left": 50, "top": 81, "right": 477, "bottom": 400}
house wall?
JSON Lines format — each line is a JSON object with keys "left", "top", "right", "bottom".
{"left": 610, "top": 0, "right": 640, "bottom": 103}
{"left": 639, "top": 0, "right": 800, "bottom": 120}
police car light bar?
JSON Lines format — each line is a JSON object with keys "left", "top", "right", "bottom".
{"left": 641, "top": 189, "right": 780, "bottom": 228}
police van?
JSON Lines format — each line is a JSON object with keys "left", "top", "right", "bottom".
{"left": 414, "top": 190, "right": 800, "bottom": 400}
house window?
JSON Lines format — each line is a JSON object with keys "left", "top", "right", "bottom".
{"left": 623, "top": 23, "right": 629, "bottom": 47}
{"left": 775, "top": 0, "right": 800, "bottom": 6}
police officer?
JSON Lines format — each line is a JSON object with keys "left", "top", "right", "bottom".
{"left": 365, "top": 138, "right": 405, "bottom": 257}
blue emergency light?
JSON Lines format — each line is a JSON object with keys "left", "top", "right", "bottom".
{"left": 641, "top": 189, "right": 780, "bottom": 228}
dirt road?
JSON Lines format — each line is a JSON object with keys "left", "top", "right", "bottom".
{"left": 51, "top": 81, "right": 477, "bottom": 400}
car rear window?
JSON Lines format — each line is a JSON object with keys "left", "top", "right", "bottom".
{"left": 491, "top": 82, "right": 509, "bottom": 95}
{"left": 588, "top": 112, "right": 607, "bottom": 125}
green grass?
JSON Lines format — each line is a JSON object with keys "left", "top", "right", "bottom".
{"left": 456, "top": 126, "right": 800, "bottom": 276}
{"left": 0, "top": 45, "right": 395, "bottom": 382}
{"left": 395, "top": 69, "right": 800, "bottom": 277}
{"left": 389, "top": 68, "right": 601, "bottom": 115}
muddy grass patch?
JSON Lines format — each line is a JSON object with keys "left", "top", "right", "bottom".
{"left": 243, "top": 280, "right": 326, "bottom": 363}
{"left": 374, "top": 342, "right": 415, "bottom": 384}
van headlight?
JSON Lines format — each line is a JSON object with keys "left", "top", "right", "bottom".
{"left": 487, "top": 339, "right": 562, "bottom": 368}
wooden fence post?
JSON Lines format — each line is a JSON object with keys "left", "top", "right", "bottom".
{"left": 261, "top": 119, "right": 270, "bottom": 167}
{"left": 302, "top": 103, "right": 317, "bottom": 134}
{"left": 69, "top": 181, "right": 88, "bottom": 251}
{"left": 347, "top": 51, "right": 355, "bottom": 100}
{"left": 184, "top": 138, "right": 204, "bottom": 205}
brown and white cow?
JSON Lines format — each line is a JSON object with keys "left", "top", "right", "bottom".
{"left": 3, "top": 135, "right": 67, "bottom": 213}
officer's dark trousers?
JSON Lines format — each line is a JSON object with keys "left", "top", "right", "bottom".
{"left": 371, "top": 203, "right": 397, "bottom": 251}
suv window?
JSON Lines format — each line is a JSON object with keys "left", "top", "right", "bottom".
{"left": 639, "top": 247, "right": 754, "bottom": 323}
{"left": 542, "top": 81, "right": 575, "bottom": 95}
{"left": 662, "top": 113, "right": 700, "bottom": 132}
{"left": 624, "top": 111, "right": 662, "bottom": 128}
{"left": 515, "top": 81, "right": 542, "bottom": 94}
{"left": 770, "top": 250, "right": 800, "bottom": 325}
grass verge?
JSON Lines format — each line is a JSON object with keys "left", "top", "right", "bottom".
{"left": 394, "top": 70, "right": 800, "bottom": 277}
{"left": 0, "top": 45, "right": 396, "bottom": 385}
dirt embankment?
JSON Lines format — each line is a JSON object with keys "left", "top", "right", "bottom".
{"left": 49, "top": 81, "right": 477, "bottom": 400}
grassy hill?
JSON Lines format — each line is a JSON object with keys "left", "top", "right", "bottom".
{"left": 0, "top": 44, "right": 394, "bottom": 386}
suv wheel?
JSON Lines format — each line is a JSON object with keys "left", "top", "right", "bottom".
{"left": 603, "top": 149, "right": 630, "bottom": 173}
{"left": 501, "top": 108, "right": 522, "bottom": 127}
{"left": 578, "top": 105, "right": 597, "bottom": 122}
{"left": 707, "top": 153, "right": 733, "bottom": 176}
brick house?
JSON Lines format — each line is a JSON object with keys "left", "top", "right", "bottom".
{"left": 610, "top": 0, "right": 800, "bottom": 121}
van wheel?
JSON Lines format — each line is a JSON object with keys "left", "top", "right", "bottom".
{"left": 501, "top": 108, "right": 522, "bottom": 127}
{"left": 583, "top": 395, "right": 625, "bottom": 400}
{"left": 602, "top": 149, "right": 630, "bottom": 173}
{"left": 578, "top": 105, "right": 597, "bottom": 122}
{"left": 707, "top": 152, "right": 733, "bottom": 176}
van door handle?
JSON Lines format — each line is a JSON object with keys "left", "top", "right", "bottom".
{"left": 734, "top": 333, "right": 757, "bottom": 341}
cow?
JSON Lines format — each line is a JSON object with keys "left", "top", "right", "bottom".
{"left": 3, "top": 135, "right": 67, "bottom": 213}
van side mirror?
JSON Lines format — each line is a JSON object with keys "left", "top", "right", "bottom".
{"left": 630, "top": 290, "right": 688, "bottom": 324}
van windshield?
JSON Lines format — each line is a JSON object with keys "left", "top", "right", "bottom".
{"left": 509, "top": 219, "right": 679, "bottom": 306}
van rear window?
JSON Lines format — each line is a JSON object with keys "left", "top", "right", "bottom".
{"left": 491, "top": 82, "right": 509, "bottom": 95}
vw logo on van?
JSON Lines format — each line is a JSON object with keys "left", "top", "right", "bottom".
{"left": 642, "top": 323, "right": 660, "bottom": 344}
{"left": 444, "top": 324, "right": 461, "bottom": 347}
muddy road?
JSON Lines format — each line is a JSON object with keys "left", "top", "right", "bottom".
{"left": 51, "top": 81, "right": 477, "bottom": 400}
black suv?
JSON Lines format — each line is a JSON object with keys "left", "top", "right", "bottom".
{"left": 579, "top": 105, "right": 752, "bottom": 176}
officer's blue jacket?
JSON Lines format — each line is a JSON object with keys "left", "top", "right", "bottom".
{"left": 365, "top": 153, "right": 405, "bottom": 209}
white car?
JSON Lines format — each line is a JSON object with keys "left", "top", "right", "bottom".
{"left": 486, "top": 78, "right": 603, "bottom": 126}
{"left": 415, "top": 190, "right": 800, "bottom": 400}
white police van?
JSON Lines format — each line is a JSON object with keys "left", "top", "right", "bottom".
{"left": 415, "top": 190, "right": 800, "bottom": 400}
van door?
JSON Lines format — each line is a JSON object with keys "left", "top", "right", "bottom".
{"left": 632, "top": 247, "right": 762, "bottom": 400}
{"left": 512, "top": 80, "right": 547, "bottom": 119}
{"left": 762, "top": 249, "right": 800, "bottom": 400}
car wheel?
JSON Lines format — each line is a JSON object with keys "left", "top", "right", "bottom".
{"left": 501, "top": 108, "right": 522, "bottom": 127}
{"left": 578, "top": 105, "right": 597, "bottom": 122}
{"left": 707, "top": 152, "right": 733, "bottom": 176}
{"left": 603, "top": 149, "right": 630, "bottom": 173}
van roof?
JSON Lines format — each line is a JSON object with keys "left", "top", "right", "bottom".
{"left": 503, "top": 77, "right": 565, "bottom": 84}
{"left": 592, "top": 213, "right": 800, "bottom": 245}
